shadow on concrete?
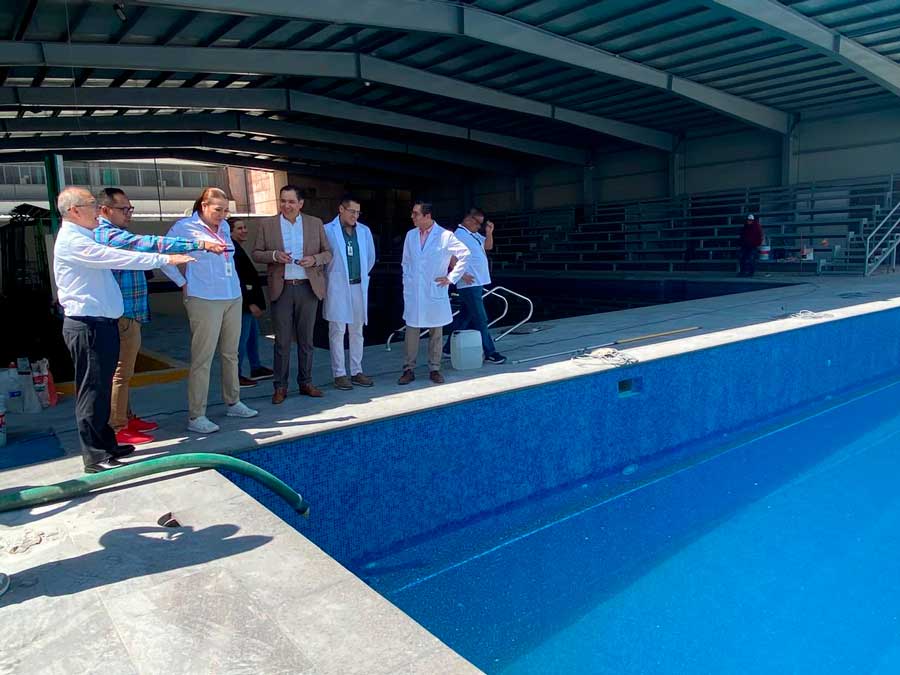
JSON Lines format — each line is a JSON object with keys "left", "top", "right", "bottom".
{"left": 2, "top": 523, "right": 271, "bottom": 606}
{"left": 0, "top": 484, "right": 95, "bottom": 526}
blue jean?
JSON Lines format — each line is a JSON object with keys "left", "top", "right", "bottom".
{"left": 238, "top": 311, "right": 262, "bottom": 375}
{"left": 444, "top": 286, "right": 498, "bottom": 357}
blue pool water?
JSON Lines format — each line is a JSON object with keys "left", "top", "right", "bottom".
{"left": 361, "top": 379, "right": 900, "bottom": 674}
{"left": 222, "top": 309, "right": 900, "bottom": 673}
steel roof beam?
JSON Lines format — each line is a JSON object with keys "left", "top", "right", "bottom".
{"left": 0, "top": 40, "right": 673, "bottom": 151}
{"left": 701, "top": 0, "right": 900, "bottom": 98}
{"left": 0, "top": 86, "right": 583, "bottom": 164}
{"left": 118, "top": 0, "right": 788, "bottom": 133}
{"left": 0, "top": 111, "right": 516, "bottom": 172}
{"left": 0, "top": 131, "right": 460, "bottom": 180}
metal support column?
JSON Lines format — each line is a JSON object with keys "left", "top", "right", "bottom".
{"left": 42, "top": 153, "right": 64, "bottom": 234}
{"left": 582, "top": 158, "right": 596, "bottom": 209}
{"left": 668, "top": 136, "right": 686, "bottom": 197}
{"left": 781, "top": 116, "right": 800, "bottom": 186}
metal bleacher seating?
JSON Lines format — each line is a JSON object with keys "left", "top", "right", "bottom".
{"left": 488, "top": 175, "right": 899, "bottom": 276}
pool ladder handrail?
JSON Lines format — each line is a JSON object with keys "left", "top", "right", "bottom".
{"left": 385, "top": 285, "right": 534, "bottom": 351}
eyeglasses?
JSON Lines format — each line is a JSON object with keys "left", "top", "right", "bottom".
{"left": 342, "top": 207, "right": 361, "bottom": 216}
{"left": 108, "top": 205, "right": 135, "bottom": 215}
{"left": 72, "top": 202, "right": 98, "bottom": 210}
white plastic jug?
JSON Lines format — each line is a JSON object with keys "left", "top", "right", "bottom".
{"left": 6, "top": 364, "right": 23, "bottom": 414}
{"left": 450, "top": 330, "right": 483, "bottom": 370}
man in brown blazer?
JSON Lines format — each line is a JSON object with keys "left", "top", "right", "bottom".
{"left": 252, "top": 185, "right": 332, "bottom": 403}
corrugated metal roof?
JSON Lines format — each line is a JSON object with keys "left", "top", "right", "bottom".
{"left": 0, "top": 0, "right": 897, "bottom": 174}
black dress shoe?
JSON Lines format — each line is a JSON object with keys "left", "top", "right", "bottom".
{"left": 84, "top": 458, "right": 125, "bottom": 474}
{"left": 110, "top": 444, "right": 135, "bottom": 458}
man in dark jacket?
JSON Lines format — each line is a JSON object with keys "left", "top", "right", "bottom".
{"left": 230, "top": 219, "right": 273, "bottom": 387}
{"left": 738, "top": 213, "right": 763, "bottom": 277}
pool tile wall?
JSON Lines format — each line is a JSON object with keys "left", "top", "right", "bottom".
{"left": 225, "top": 309, "right": 900, "bottom": 568}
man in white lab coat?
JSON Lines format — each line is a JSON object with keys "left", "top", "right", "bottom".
{"left": 398, "top": 201, "right": 470, "bottom": 385}
{"left": 323, "top": 194, "right": 377, "bottom": 390}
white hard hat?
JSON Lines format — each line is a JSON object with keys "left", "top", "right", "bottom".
{"left": 747, "top": 213, "right": 756, "bottom": 220}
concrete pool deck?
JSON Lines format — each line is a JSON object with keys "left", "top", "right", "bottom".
{"left": 3, "top": 271, "right": 900, "bottom": 673}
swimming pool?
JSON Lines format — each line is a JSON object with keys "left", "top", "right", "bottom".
{"left": 370, "top": 378, "right": 900, "bottom": 673}
{"left": 223, "top": 306, "right": 900, "bottom": 673}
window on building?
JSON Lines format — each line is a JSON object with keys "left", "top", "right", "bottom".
{"left": 25, "top": 166, "right": 45, "bottom": 184}
{"left": 160, "top": 170, "right": 181, "bottom": 187}
{"left": 139, "top": 168, "right": 159, "bottom": 187}
{"left": 182, "top": 170, "right": 203, "bottom": 188}
{"left": 101, "top": 167, "right": 118, "bottom": 185}
{"left": 65, "top": 166, "right": 90, "bottom": 185}
{"left": 1, "top": 166, "right": 19, "bottom": 184}
{"left": 118, "top": 168, "right": 139, "bottom": 186}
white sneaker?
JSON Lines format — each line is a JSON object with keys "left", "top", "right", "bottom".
{"left": 226, "top": 401, "right": 258, "bottom": 418}
{"left": 187, "top": 416, "right": 220, "bottom": 434}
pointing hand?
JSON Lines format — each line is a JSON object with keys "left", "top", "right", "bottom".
{"left": 168, "top": 254, "right": 196, "bottom": 265}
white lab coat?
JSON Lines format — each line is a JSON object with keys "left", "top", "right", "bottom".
{"left": 401, "top": 223, "right": 470, "bottom": 328}
{"left": 323, "top": 216, "right": 376, "bottom": 325}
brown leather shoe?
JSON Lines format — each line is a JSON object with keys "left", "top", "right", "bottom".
{"left": 271, "top": 387, "right": 288, "bottom": 405}
{"left": 429, "top": 370, "right": 445, "bottom": 384}
{"left": 300, "top": 383, "right": 324, "bottom": 398}
{"left": 351, "top": 373, "right": 374, "bottom": 387}
{"left": 397, "top": 369, "right": 415, "bottom": 385}
{"left": 333, "top": 376, "right": 353, "bottom": 391}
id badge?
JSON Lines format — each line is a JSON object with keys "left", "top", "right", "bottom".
{"left": 225, "top": 262, "right": 234, "bottom": 277}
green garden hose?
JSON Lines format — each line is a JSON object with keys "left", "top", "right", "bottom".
{"left": 0, "top": 453, "right": 309, "bottom": 517}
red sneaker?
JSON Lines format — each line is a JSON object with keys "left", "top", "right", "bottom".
{"left": 128, "top": 417, "right": 159, "bottom": 433}
{"left": 116, "top": 429, "right": 154, "bottom": 445}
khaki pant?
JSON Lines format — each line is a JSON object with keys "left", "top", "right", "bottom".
{"left": 404, "top": 326, "right": 443, "bottom": 372}
{"left": 110, "top": 317, "right": 142, "bottom": 431}
{"left": 185, "top": 296, "right": 242, "bottom": 419}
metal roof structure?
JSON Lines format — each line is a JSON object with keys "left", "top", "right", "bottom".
{"left": 1, "top": 0, "right": 898, "bottom": 179}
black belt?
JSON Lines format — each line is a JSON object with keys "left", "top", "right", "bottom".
{"left": 67, "top": 315, "right": 117, "bottom": 324}
{"left": 284, "top": 279, "right": 309, "bottom": 285}
{"left": 349, "top": 279, "right": 362, "bottom": 285}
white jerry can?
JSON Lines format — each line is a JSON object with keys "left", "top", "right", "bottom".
{"left": 450, "top": 330, "right": 483, "bottom": 370}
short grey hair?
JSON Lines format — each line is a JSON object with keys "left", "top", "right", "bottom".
{"left": 57, "top": 186, "right": 91, "bottom": 215}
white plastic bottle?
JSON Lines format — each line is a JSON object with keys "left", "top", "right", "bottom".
{"left": 17, "top": 358, "right": 42, "bottom": 414}
{"left": 6, "top": 363, "right": 23, "bottom": 414}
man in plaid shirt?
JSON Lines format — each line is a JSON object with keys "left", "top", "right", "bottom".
{"left": 94, "top": 187, "right": 226, "bottom": 445}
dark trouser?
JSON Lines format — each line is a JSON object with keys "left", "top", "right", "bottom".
{"left": 238, "top": 311, "right": 262, "bottom": 376}
{"left": 739, "top": 245, "right": 758, "bottom": 277}
{"left": 272, "top": 281, "right": 319, "bottom": 388}
{"left": 62, "top": 316, "right": 120, "bottom": 466}
{"left": 444, "top": 286, "right": 498, "bottom": 357}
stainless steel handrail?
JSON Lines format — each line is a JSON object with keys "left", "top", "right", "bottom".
{"left": 485, "top": 286, "right": 533, "bottom": 342}
{"left": 385, "top": 285, "right": 533, "bottom": 351}
{"left": 865, "top": 201, "right": 900, "bottom": 275}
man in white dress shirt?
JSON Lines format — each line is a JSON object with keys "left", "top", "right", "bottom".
{"left": 53, "top": 187, "right": 195, "bottom": 472}
{"left": 398, "top": 201, "right": 469, "bottom": 386}
{"left": 444, "top": 208, "right": 506, "bottom": 364}
{"left": 252, "top": 186, "right": 332, "bottom": 404}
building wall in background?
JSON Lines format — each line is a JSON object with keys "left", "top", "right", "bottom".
{"left": 796, "top": 109, "right": 900, "bottom": 183}
{"left": 0, "top": 160, "right": 285, "bottom": 219}
{"left": 467, "top": 107, "right": 900, "bottom": 211}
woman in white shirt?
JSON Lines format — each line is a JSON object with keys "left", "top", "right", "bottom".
{"left": 163, "top": 187, "right": 258, "bottom": 433}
